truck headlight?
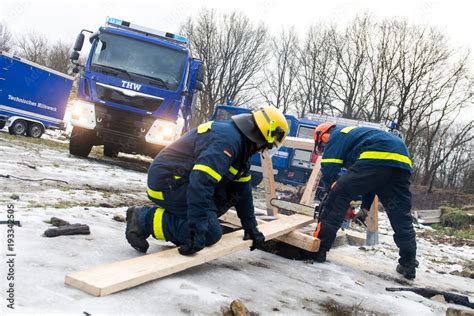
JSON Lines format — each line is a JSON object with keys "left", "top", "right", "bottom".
{"left": 70, "top": 100, "right": 96, "bottom": 130}
{"left": 145, "top": 118, "right": 184, "bottom": 146}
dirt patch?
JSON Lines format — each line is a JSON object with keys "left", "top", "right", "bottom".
{"left": 411, "top": 185, "right": 474, "bottom": 210}
{"left": 365, "top": 271, "right": 412, "bottom": 286}
{"left": 247, "top": 261, "right": 270, "bottom": 269}
{"left": 418, "top": 230, "right": 474, "bottom": 247}
{"left": 211, "top": 263, "right": 241, "bottom": 272}
{"left": 320, "top": 298, "right": 382, "bottom": 316}
{"left": 257, "top": 240, "right": 311, "bottom": 260}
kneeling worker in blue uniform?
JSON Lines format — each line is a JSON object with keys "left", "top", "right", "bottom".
{"left": 312, "top": 123, "right": 418, "bottom": 279}
{"left": 125, "top": 106, "right": 289, "bottom": 256}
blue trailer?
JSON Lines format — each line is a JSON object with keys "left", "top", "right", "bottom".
{"left": 68, "top": 17, "right": 204, "bottom": 158}
{"left": 0, "top": 51, "right": 73, "bottom": 138}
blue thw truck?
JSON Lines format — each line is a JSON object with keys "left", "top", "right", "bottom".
{"left": 68, "top": 17, "right": 205, "bottom": 158}
{"left": 0, "top": 51, "right": 73, "bottom": 138}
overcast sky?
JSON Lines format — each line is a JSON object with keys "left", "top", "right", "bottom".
{"left": 1, "top": 0, "right": 473, "bottom": 119}
{"left": 1, "top": 0, "right": 473, "bottom": 54}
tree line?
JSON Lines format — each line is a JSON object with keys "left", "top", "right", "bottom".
{"left": 1, "top": 12, "right": 472, "bottom": 193}
{"left": 182, "top": 10, "right": 473, "bottom": 193}
{"left": 0, "top": 23, "right": 71, "bottom": 73}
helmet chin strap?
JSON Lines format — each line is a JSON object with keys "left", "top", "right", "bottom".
{"left": 252, "top": 143, "right": 267, "bottom": 154}
{"left": 254, "top": 142, "right": 280, "bottom": 157}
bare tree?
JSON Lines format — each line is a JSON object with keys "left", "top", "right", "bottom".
{"left": 15, "top": 31, "right": 49, "bottom": 65}
{"left": 413, "top": 121, "right": 474, "bottom": 192}
{"left": 364, "top": 19, "right": 401, "bottom": 122}
{"left": 258, "top": 28, "right": 299, "bottom": 113}
{"left": 331, "top": 15, "right": 372, "bottom": 119}
{"left": 390, "top": 24, "right": 464, "bottom": 148}
{"left": 47, "top": 40, "right": 71, "bottom": 73}
{"left": 437, "top": 138, "right": 473, "bottom": 190}
{"left": 295, "top": 25, "right": 339, "bottom": 118}
{"left": 0, "top": 22, "right": 13, "bottom": 52}
{"left": 461, "top": 161, "right": 474, "bottom": 193}
{"left": 182, "top": 9, "right": 269, "bottom": 124}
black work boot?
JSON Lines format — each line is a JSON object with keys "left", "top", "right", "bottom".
{"left": 125, "top": 206, "right": 150, "bottom": 253}
{"left": 396, "top": 259, "right": 418, "bottom": 280}
{"left": 311, "top": 250, "right": 327, "bottom": 263}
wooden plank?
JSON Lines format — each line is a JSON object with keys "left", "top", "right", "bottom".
{"left": 334, "top": 230, "right": 366, "bottom": 247}
{"left": 65, "top": 214, "right": 314, "bottom": 297}
{"left": 417, "top": 209, "right": 442, "bottom": 224}
{"left": 418, "top": 217, "right": 441, "bottom": 224}
{"left": 283, "top": 137, "right": 314, "bottom": 151}
{"left": 300, "top": 155, "right": 322, "bottom": 206}
{"left": 417, "top": 209, "right": 442, "bottom": 218}
{"left": 366, "top": 195, "right": 379, "bottom": 246}
{"left": 219, "top": 210, "right": 319, "bottom": 252}
{"left": 270, "top": 198, "right": 315, "bottom": 217}
{"left": 260, "top": 151, "right": 278, "bottom": 215}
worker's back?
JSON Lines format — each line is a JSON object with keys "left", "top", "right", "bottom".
{"left": 148, "top": 120, "right": 253, "bottom": 189}
{"left": 324, "top": 126, "right": 412, "bottom": 172}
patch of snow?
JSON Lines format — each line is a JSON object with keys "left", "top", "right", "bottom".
{"left": 1, "top": 133, "right": 473, "bottom": 315}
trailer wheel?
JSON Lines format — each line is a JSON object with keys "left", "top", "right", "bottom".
{"left": 69, "top": 126, "right": 93, "bottom": 158}
{"left": 250, "top": 171, "right": 263, "bottom": 187}
{"left": 9, "top": 119, "right": 28, "bottom": 136}
{"left": 103, "top": 145, "right": 119, "bottom": 158}
{"left": 27, "top": 123, "right": 44, "bottom": 138}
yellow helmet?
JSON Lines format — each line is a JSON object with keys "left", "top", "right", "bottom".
{"left": 232, "top": 105, "right": 289, "bottom": 148}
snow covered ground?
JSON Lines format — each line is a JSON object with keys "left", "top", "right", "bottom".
{"left": 0, "top": 131, "right": 473, "bottom": 315}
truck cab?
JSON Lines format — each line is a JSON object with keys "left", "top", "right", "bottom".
{"left": 69, "top": 17, "right": 204, "bottom": 158}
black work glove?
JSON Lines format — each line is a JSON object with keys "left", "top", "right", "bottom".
{"left": 178, "top": 226, "right": 206, "bottom": 256}
{"left": 243, "top": 227, "right": 265, "bottom": 251}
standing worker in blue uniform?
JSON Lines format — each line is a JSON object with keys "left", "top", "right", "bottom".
{"left": 311, "top": 123, "right": 418, "bottom": 279}
{"left": 125, "top": 106, "right": 289, "bottom": 256}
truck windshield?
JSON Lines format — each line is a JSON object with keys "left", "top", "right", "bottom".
{"left": 91, "top": 32, "right": 186, "bottom": 91}
{"left": 214, "top": 108, "right": 239, "bottom": 121}
{"left": 291, "top": 149, "right": 312, "bottom": 169}
{"left": 297, "top": 125, "right": 315, "bottom": 139}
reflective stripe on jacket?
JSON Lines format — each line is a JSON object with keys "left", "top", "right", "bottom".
{"left": 321, "top": 126, "right": 412, "bottom": 187}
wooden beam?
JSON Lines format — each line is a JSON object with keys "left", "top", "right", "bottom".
{"left": 260, "top": 151, "right": 277, "bottom": 215}
{"left": 416, "top": 209, "right": 441, "bottom": 224}
{"left": 334, "top": 230, "right": 366, "bottom": 247}
{"left": 219, "top": 210, "right": 319, "bottom": 252}
{"left": 366, "top": 195, "right": 379, "bottom": 246}
{"left": 65, "top": 214, "right": 314, "bottom": 297}
{"left": 283, "top": 137, "right": 314, "bottom": 151}
{"left": 299, "top": 155, "right": 322, "bottom": 206}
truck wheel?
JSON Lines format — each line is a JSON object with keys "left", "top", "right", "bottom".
{"left": 104, "top": 145, "right": 119, "bottom": 158}
{"left": 27, "top": 123, "right": 44, "bottom": 138}
{"left": 0, "top": 120, "right": 5, "bottom": 130}
{"left": 9, "top": 119, "right": 28, "bottom": 135}
{"left": 250, "top": 171, "right": 263, "bottom": 187}
{"left": 69, "top": 127, "right": 93, "bottom": 158}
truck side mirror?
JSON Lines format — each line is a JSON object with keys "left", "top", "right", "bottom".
{"left": 70, "top": 51, "right": 80, "bottom": 62}
{"left": 195, "top": 81, "right": 205, "bottom": 92}
{"left": 197, "top": 63, "right": 205, "bottom": 83}
{"left": 73, "top": 33, "right": 85, "bottom": 52}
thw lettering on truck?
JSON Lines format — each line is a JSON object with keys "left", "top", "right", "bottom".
{"left": 121, "top": 80, "right": 142, "bottom": 91}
